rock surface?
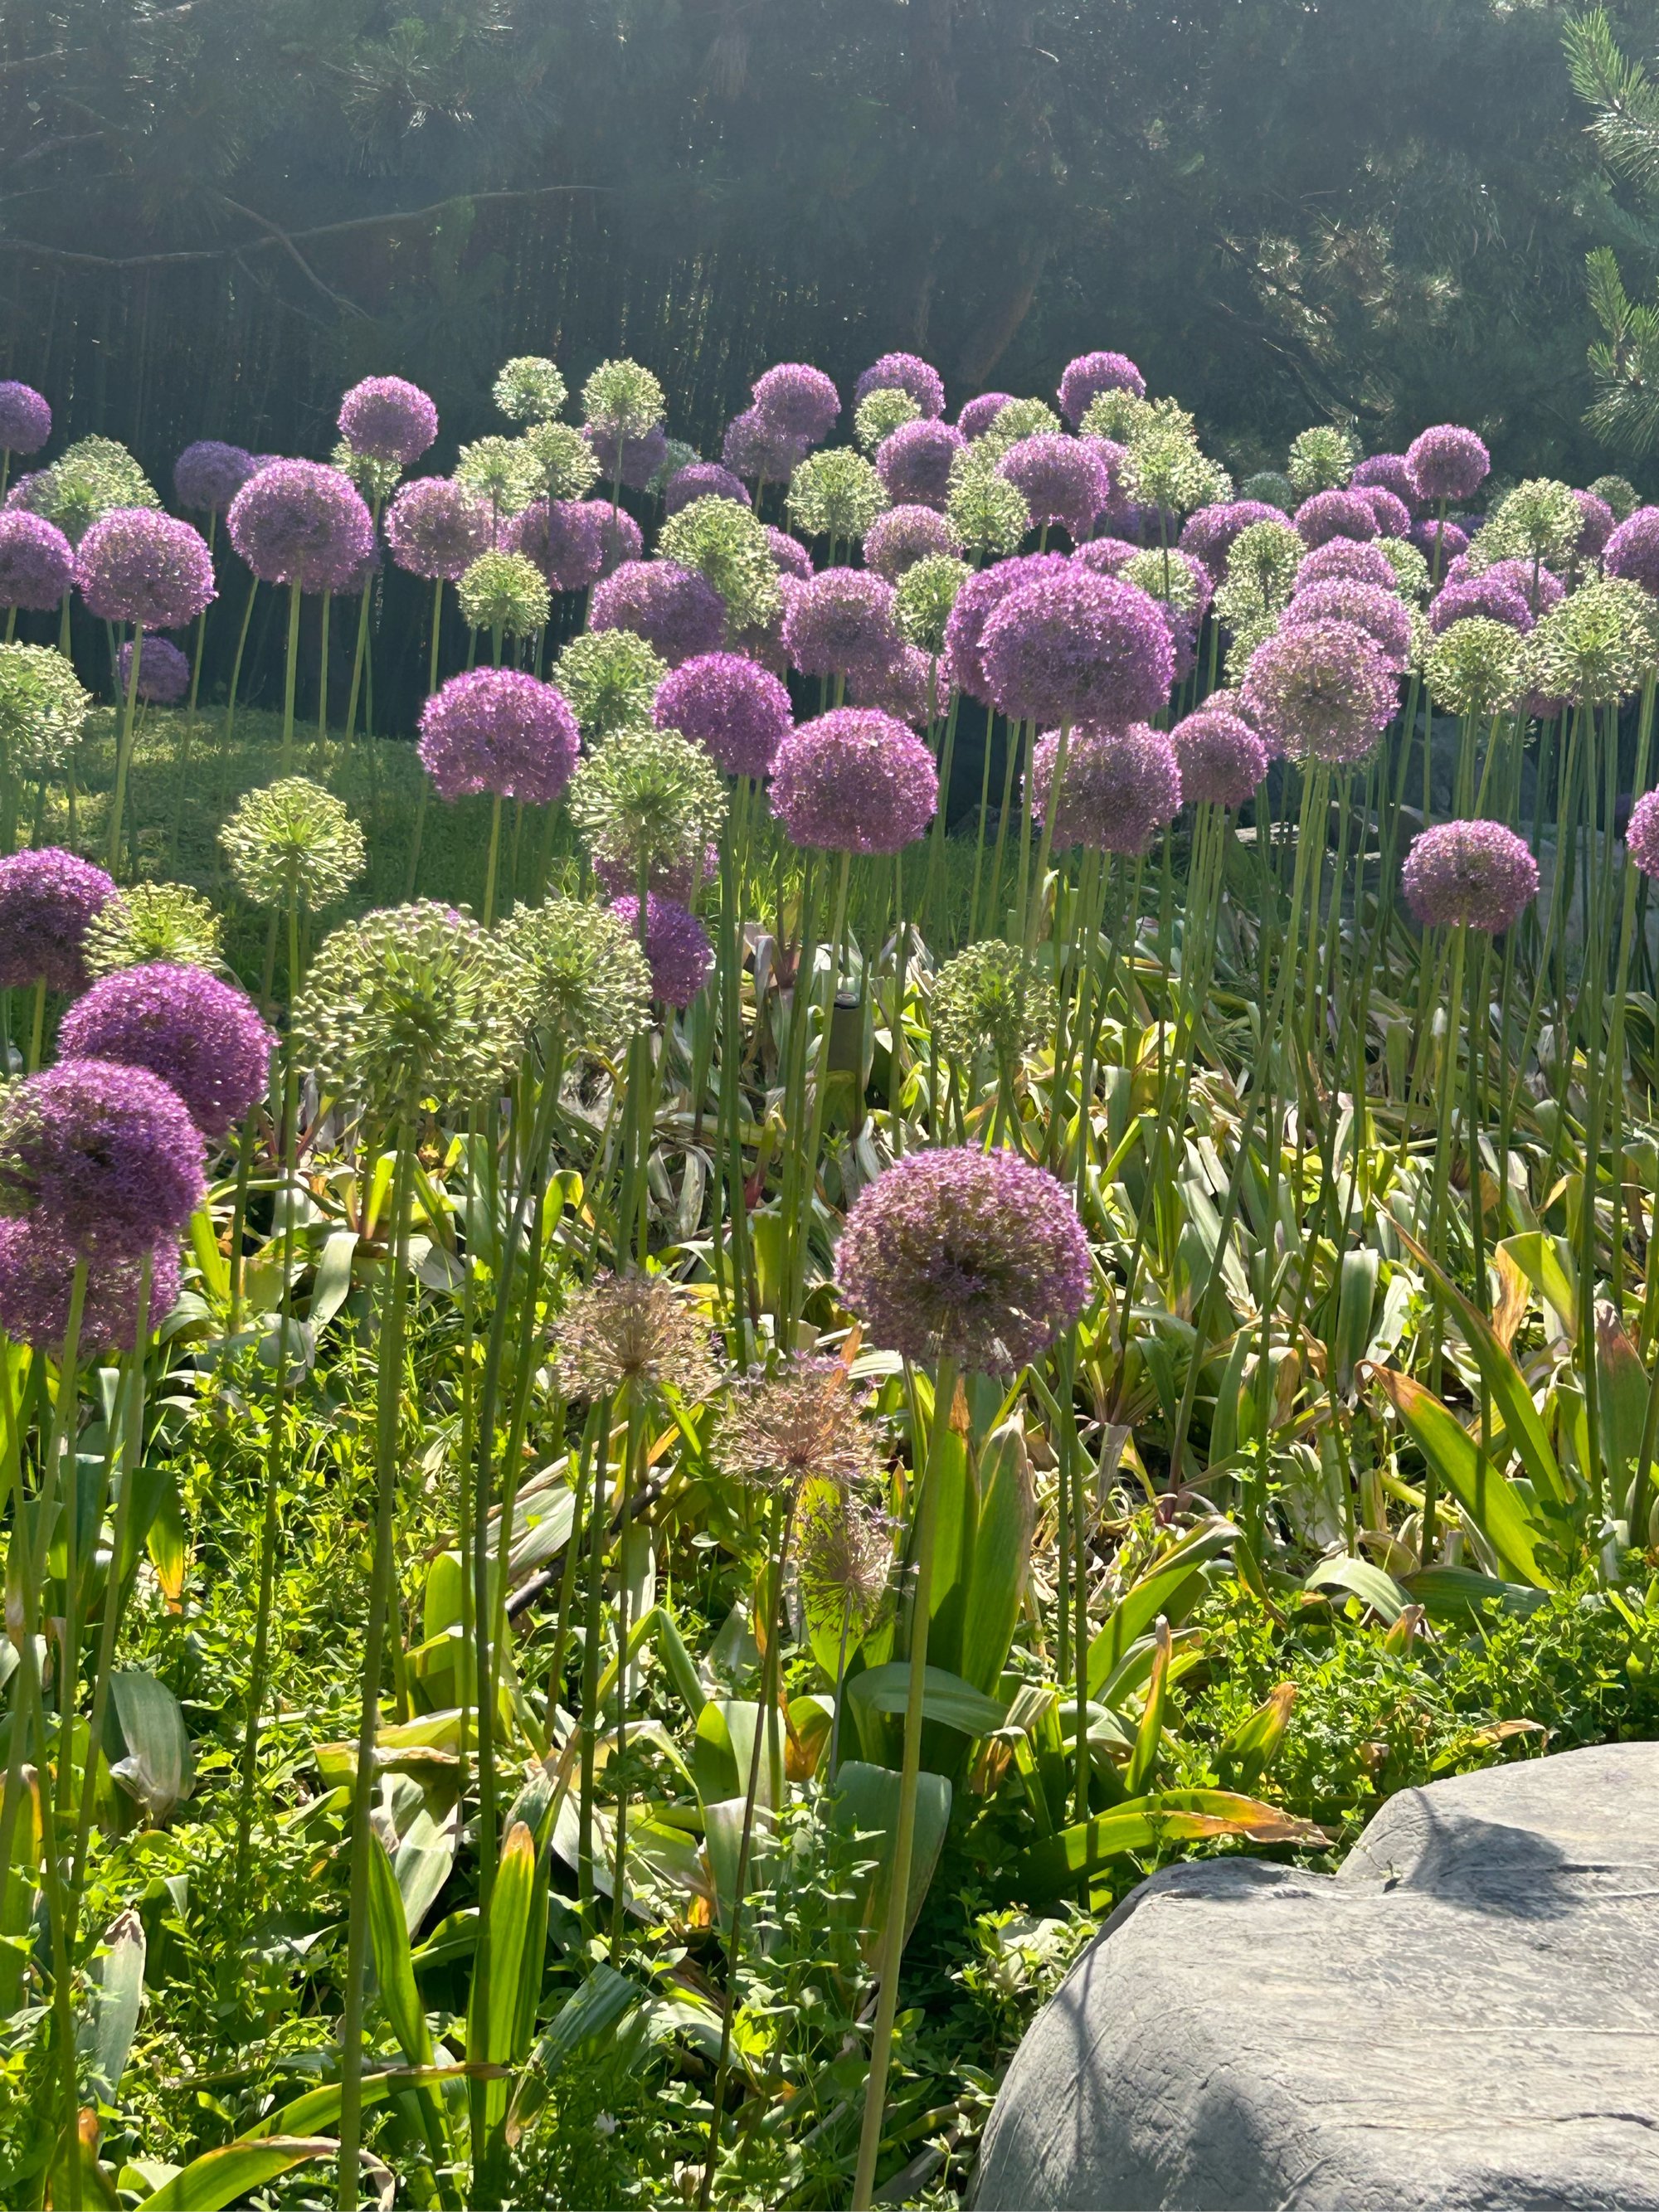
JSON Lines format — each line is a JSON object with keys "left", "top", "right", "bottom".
{"left": 972, "top": 1743, "right": 1659, "bottom": 2211}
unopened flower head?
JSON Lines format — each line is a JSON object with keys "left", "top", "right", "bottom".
{"left": 219, "top": 775, "right": 366, "bottom": 908}
{"left": 769, "top": 707, "right": 937, "bottom": 853}
{"left": 894, "top": 554, "right": 972, "bottom": 656}
{"left": 568, "top": 721, "right": 727, "bottom": 876}
{"left": 555, "top": 627, "right": 668, "bottom": 741}
{"left": 946, "top": 457, "right": 1031, "bottom": 559}
{"left": 607, "top": 891, "right": 714, "bottom": 1005}
{"left": 582, "top": 358, "right": 666, "bottom": 440}
{"left": 494, "top": 356, "right": 567, "bottom": 425}
{"left": 84, "top": 882, "right": 222, "bottom": 979}
{"left": 786, "top": 449, "right": 889, "bottom": 545}
{"left": 77, "top": 508, "right": 215, "bottom": 629}
{"left": 1079, "top": 389, "right": 1155, "bottom": 445}
{"left": 0, "top": 644, "right": 90, "bottom": 773}
{"left": 1401, "top": 819, "right": 1538, "bottom": 933}
{"left": 856, "top": 387, "right": 922, "bottom": 455}
{"left": 1376, "top": 537, "right": 1432, "bottom": 600}
{"left": 752, "top": 362, "right": 840, "bottom": 446}
{"left": 591, "top": 558, "right": 727, "bottom": 668}
{"left": 457, "top": 549, "right": 552, "bottom": 638}
{"left": 854, "top": 352, "right": 945, "bottom": 419}
{"left": 0, "top": 847, "right": 115, "bottom": 991}
{"left": 1240, "top": 618, "right": 1398, "bottom": 767}
{"left": 658, "top": 496, "right": 783, "bottom": 630}
{"left": 499, "top": 895, "right": 653, "bottom": 1059}
{"left": 720, "top": 1354, "right": 880, "bottom": 1494}
{"left": 1405, "top": 424, "right": 1491, "bottom": 504}
{"left": 173, "top": 440, "right": 257, "bottom": 514}
{"left": 934, "top": 939, "right": 1057, "bottom": 1069}
{"left": 419, "top": 667, "right": 578, "bottom": 804}
{"left": 865, "top": 505, "right": 961, "bottom": 583}
{"left": 1423, "top": 617, "right": 1525, "bottom": 720}
{"left": 59, "top": 963, "right": 275, "bottom": 1142}
{"left": 1238, "top": 469, "right": 1296, "bottom": 513}
{"left": 1170, "top": 704, "right": 1268, "bottom": 807}
{"left": 554, "top": 1268, "right": 717, "bottom": 1403}
{"left": 1219, "top": 517, "right": 1303, "bottom": 611}
{"left": 1525, "top": 576, "right": 1659, "bottom": 703}
{"left": 0, "top": 1058, "right": 205, "bottom": 1259}
{"left": 226, "top": 461, "right": 375, "bottom": 592}
{"left": 1058, "top": 352, "right": 1146, "bottom": 429}
{"left": 654, "top": 651, "right": 794, "bottom": 780}
{"left": 386, "top": 478, "right": 493, "bottom": 581}
{"left": 1029, "top": 722, "right": 1182, "bottom": 854}
{"left": 1286, "top": 425, "right": 1358, "bottom": 496}
{"left": 1589, "top": 475, "right": 1641, "bottom": 525}
{"left": 117, "top": 636, "right": 191, "bottom": 703}
{"left": 17, "top": 437, "right": 158, "bottom": 545}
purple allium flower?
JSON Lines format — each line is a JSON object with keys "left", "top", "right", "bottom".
{"left": 723, "top": 409, "right": 810, "bottom": 484}
{"left": 1057, "top": 351, "right": 1146, "bottom": 429}
{"left": 1355, "top": 485, "right": 1413, "bottom": 539}
{"left": 1412, "top": 518, "right": 1469, "bottom": 567}
{"left": 57, "top": 962, "right": 275, "bottom": 1141}
{"left": 875, "top": 419, "right": 965, "bottom": 511}
{"left": 1180, "top": 500, "right": 1289, "bottom": 581}
{"left": 864, "top": 503, "right": 961, "bottom": 582}
{"left": 1351, "top": 453, "right": 1423, "bottom": 515}
{"left": 585, "top": 422, "right": 669, "bottom": 492}
{"left": 1240, "top": 618, "right": 1398, "bottom": 767}
{"left": 978, "top": 566, "right": 1175, "bottom": 726}
{"left": 1401, "top": 819, "right": 1538, "bottom": 933}
{"left": 1627, "top": 790, "right": 1659, "bottom": 878}
{"left": 958, "top": 392, "right": 1015, "bottom": 440}
{"left": 854, "top": 352, "right": 946, "bottom": 419}
{"left": 1029, "top": 722, "right": 1182, "bottom": 853}
{"left": 1286, "top": 578, "right": 1413, "bottom": 668}
{"left": 0, "top": 848, "right": 115, "bottom": 991}
{"left": 1294, "top": 489, "right": 1380, "bottom": 550}
{"left": 767, "top": 527, "right": 813, "bottom": 581}
{"left": 417, "top": 667, "right": 581, "bottom": 804}
{"left": 1170, "top": 703, "right": 1268, "bottom": 807}
{"left": 227, "top": 460, "right": 376, "bottom": 592}
{"left": 0, "top": 1058, "right": 206, "bottom": 1260}
{"left": 665, "top": 462, "right": 752, "bottom": 515}
{"left": 943, "top": 551, "right": 1071, "bottom": 702}
{"left": 1079, "top": 435, "right": 1131, "bottom": 500}
{"left": 845, "top": 641, "right": 940, "bottom": 727}
{"left": 1572, "top": 489, "right": 1615, "bottom": 561}
{"left": 996, "top": 434, "right": 1112, "bottom": 543}
{"left": 1428, "top": 575, "right": 1534, "bottom": 635}
{"left": 173, "top": 440, "right": 258, "bottom": 515}
{"left": 0, "top": 384, "right": 51, "bottom": 456}
{"left": 594, "top": 840, "right": 718, "bottom": 905}
{"left": 0, "top": 510, "right": 75, "bottom": 610}
{"left": 338, "top": 376, "right": 438, "bottom": 466}
{"left": 1071, "top": 537, "right": 1141, "bottom": 578}
{"left": 781, "top": 566, "right": 901, "bottom": 678}
{"left": 607, "top": 892, "right": 713, "bottom": 1006}
{"left": 591, "top": 558, "right": 726, "bottom": 668}
{"left": 654, "top": 651, "right": 794, "bottom": 779}
{"left": 116, "top": 636, "right": 191, "bottom": 704}
{"left": 1603, "top": 508, "right": 1659, "bottom": 596}
{"left": 1405, "top": 425, "right": 1491, "bottom": 505}
{"left": 837, "top": 1145, "right": 1092, "bottom": 1373}
{"left": 76, "top": 508, "right": 215, "bottom": 630}
{"left": 751, "top": 363, "right": 840, "bottom": 445}
{"left": 591, "top": 503, "right": 645, "bottom": 576}
{"left": 385, "top": 476, "right": 493, "bottom": 581}
{"left": 1297, "top": 539, "right": 1399, "bottom": 592}
{"left": 0, "top": 1215, "right": 181, "bottom": 1354}
{"left": 769, "top": 707, "right": 937, "bottom": 853}
{"left": 505, "top": 498, "right": 606, "bottom": 591}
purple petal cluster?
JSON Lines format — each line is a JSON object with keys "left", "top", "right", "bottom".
{"left": 1465, "top": 557, "right": 1564, "bottom": 611}
{"left": 1029, "top": 723, "right": 1182, "bottom": 853}
{"left": 586, "top": 422, "right": 669, "bottom": 492}
{"left": 978, "top": 566, "right": 1175, "bottom": 726}
{"left": 1297, "top": 539, "right": 1399, "bottom": 592}
{"left": 77, "top": 508, "right": 215, "bottom": 629}
{"left": 943, "top": 552, "right": 1070, "bottom": 702}
{"left": 723, "top": 410, "right": 810, "bottom": 484}
{"left": 654, "top": 652, "right": 794, "bottom": 779}
{"left": 0, "top": 383, "right": 51, "bottom": 455}
{"left": 996, "top": 434, "right": 1111, "bottom": 542}
{"left": 1071, "top": 537, "right": 1140, "bottom": 578}
{"left": 665, "top": 463, "right": 752, "bottom": 515}
{"left": 1401, "top": 819, "right": 1538, "bottom": 933}
{"left": 1180, "top": 501, "right": 1288, "bottom": 581}
{"left": 1572, "top": 489, "right": 1615, "bottom": 560}
{"left": 1355, "top": 485, "right": 1413, "bottom": 538}
{"left": 1603, "top": 508, "right": 1659, "bottom": 596}
{"left": 1411, "top": 518, "right": 1469, "bottom": 567}
{"left": 781, "top": 567, "right": 900, "bottom": 678}
{"left": 864, "top": 504, "right": 961, "bottom": 582}
{"left": 1057, "top": 351, "right": 1146, "bottom": 428}
{"left": 1240, "top": 618, "right": 1398, "bottom": 767}
{"left": 1286, "top": 578, "right": 1413, "bottom": 668}
{"left": 957, "top": 392, "right": 1015, "bottom": 440}
{"left": 0, "top": 848, "right": 115, "bottom": 991}
{"left": 608, "top": 892, "right": 713, "bottom": 1006}
{"left": 338, "top": 376, "right": 438, "bottom": 465}
{"left": 1294, "top": 489, "right": 1379, "bottom": 550}
{"left": 505, "top": 498, "right": 606, "bottom": 591}
{"left": 0, "top": 1215, "right": 181, "bottom": 1354}
{"left": 751, "top": 363, "right": 840, "bottom": 445}
{"left": 591, "top": 558, "right": 726, "bottom": 668}
{"left": 1405, "top": 425, "right": 1491, "bottom": 504}
{"left": 173, "top": 440, "right": 258, "bottom": 515}
{"left": 58, "top": 963, "right": 275, "bottom": 1141}
{"left": 0, "top": 510, "right": 75, "bottom": 609}
{"left": 769, "top": 707, "right": 937, "bottom": 853}
{"left": 767, "top": 527, "right": 813, "bottom": 581}
{"left": 227, "top": 460, "right": 376, "bottom": 592}
{"left": 875, "top": 419, "right": 965, "bottom": 510}
{"left": 1428, "top": 574, "right": 1534, "bottom": 635}
{"left": 854, "top": 352, "right": 946, "bottom": 419}
{"left": 1351, "top": 453, "right": 1422, "bottom": 514}
{"left": 837, "top": 1145, "right": 1092, "bottom": 1373}
{"left": 846, "top": 641, "right": 939, "bottom": 727}
{"left": 593, "top": 503, "right": 645, "bottom": 576}
{"left": 0, "top": 1058, "right": 206, "bottom": 1259}
{"left": 386, "top": 476, "right": 493, "bottom": 582}
{"left": 1170, "top": 703, "right": 1268, "bottom": 807}
{"left": 1627, "top": 790, "right": 1659, "bottom": 879}
{"left": 117, "top": 636, "right": 191, "bottom": 704}
{"left": 417, "top": 667, "right": 581, "bottom": 804}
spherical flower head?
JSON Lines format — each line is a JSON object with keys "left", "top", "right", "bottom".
{"left": 782, "top": 567, "right": 901, "bottom": 678}
{"left": 0, "top": 1059, "right": 205, "bottom": 1259}
{"left": 854, "top": 352, "right": 945, "bottom": 419}
{"left": 1241, "top": 618, "right": 1397, "bottom": 767}
{"left": 568, "top": 722, "right": 727, "bottom": 876}
{"left": 870, "top": 419, "right": 961, "bottom": 513}
{"left": 864, "top": 505, "right": 961, "bottom": 583}
{"left": 294, "top": 901, "right": 525, "bottom": 1119}
{"left": 1058, "top": 352, "right": 1146, "bottom": 430}
{"left": 499, "top": 896, "right": 653, "bottom": 1059}
{"left": 664, "top": 462, "right": 751, "bottom": 518}
{"left": 454, "top": 436, "right": 542, "bottom": 520}
{"left": 15, "top": 436, "right": 159, "bottom": 546}
{"left": 591, "top": 503, "right": 645, "bottom": 576}
{"left": 1405, "top": 425, "right": 1491, "bottom": 504}
{"left": 1286, "top": 425, "right": 1358, "bottom": 497}
{"left": 1286, "top": 579, "right": 1413, "bottom": 668}
{"left": 719, "top": 1354, "right": 879, "bottom": 1495}
{"left": 942, "top": 551, "right": 1069, "bottom": 702}
{"left": 980, "top": 566, "right": 1175, "bottom": 726}
{"left": 1377, "top": 537, "right": 1432, "bottom": 600}
{"left": 582, "top": 358, "right": 666, "bottom": 441}
{"left": 1428, "top": 574, "right": 1534, "bottom": 637}
{"left": 0, "top": 645, "right": 90, "bottom": 775}
{"left": 1120, "top": 547, "right": 1209, "bottom": 681}
{"left": 1590, "top": 475, "right": 1641, "bottom": 525}
{"left": 767, "top": 528, "right": 813, "bottom": 582}
{"left": 1412, "top": 518, "right": 1469, "bottom": 567}
{"left": 1423, "top": 618, "right": 1525, "bottom": 720}
{"left": 338, "top": 376, "right": 437, "bottom": 466}
{"left": 84, "top": 882, "right": 222, "bottom": 979}
{"left": 504, "top": 498, "right": 602, "bottom": 592}
{"left": 855, "top": 387, "right": 922, "bottom": 455}
{"left": 0, "top": 1216, "right": 180, "bottom": 1355}
{"left": 494, "top": 356, "right": 567, "bottom": 425}
{"left": 554, "top": 1268, "right": 717, "bottom": 1403}
{"left": 845, "top": 641, "right": 939, "bottom": 727}
{"left": 219, "top": 775, "right": 366, "bottom": 909}
{"left": 1402, "top": 819, "right": 1537, "bottom": 934}
{"left": 1352, "top": 453, "right": 1423, "bottom": 515}
{"left": 770, "top": 707, "right": 937, "bottom": 854}
{"left": 1237, "top": 470, "right": 1295, "bottom": 514}
{"left": 893, "top": 554, "right": 971, "bottom": 657}
{"left": 657, "top": 497, "right": 783, "bottom": 632}
{"left": 593, "top": 836, "right": 718, "bottom": 905}
{"left": 523, "top": 421, "right": 601, "bottom": 503}
{"left": 958, "top": 391, "right": 1016, "bottom": 441}
{"left": 1030, "top": 722, "right": 1181, "bottom": 854}
{"left": 1462, "top": 556, "right": 1561, "bottom": 613}
{"left": 723, "top": 409, "right": 810, "bottom": 485}
{"left": 839, "top": 1145, "right": 1091, "bottom": 1373}
{"left": 1627, "top": 790, "right": 1659, "bottom": 880}
{"left": 173, "top": 440, "right": 257, "bottom": 515}
{"left": 227, "top": 460, "right": 375, "bottom": 592}
{"left": 797, "top": 1484, "right": 895, "bottom": 1639}
{"left": 585, "top": 422, "right": 669, "bottom": 493}
{"left": 1525, "top": 575, "right": 1659, "bottom": 703}
{"left": 1180, "top": 500, "right": 1289, "bottom": 582}
{"left": 332, "top": 440, "right": 405, "bottom": 505}
{"left": 0, "top": 512, "right": 75, "bottom": 611}
{"left": 608, "top": 892, "right": 714, "bottom": 1007}
{"left": 589, "top": 558, "right": 724, "bottom": 668}
{"left": 385, "top": 477, "right": 493, "bottom": 582}
{"left": 654, "top": 652, "right": 793, "bottom": 780}
{"left": 0, "top": 384, "right": 51, "bottom": 455}
{"left": 456, "top": 550, "right": 551, "bottom": 639}
{"left": 1603, "top": 507, "right": 1659, "bottom": 596}
{"left": 751, "top": 362, "right": 840, "bottom": 446}
{"left": 786, "top": 450, "right": 890, "bottom": 547}
{"left": 946, "top": 459, "right": 1031, "bottom": 559}
{"left": 77, "top": 507, "right": 215, "bottom": 630}
{"left": 1294, "top": 489, "right": 1379, "bottom": 551}
{"left": 117, "top": 636, "right": 191, "bottom": 704}
{"left": 1297, "top": 539, "right": 1399, "bottom": 593}
{"left": 555, "top": 628, "right": 668, "bottom": 742}
{"left": 1569, "top": 489, "right": 1615, "bottom": 562}
{"left": 0, "top": 848, "right": 115, "bottom": 992}
{"left": 417, "top": 668, "right": 579, "bottom": 805}
{"left": 1477, "top": 479, "right": 1582, "bottom": 574}
{"left": 1355, "top": 485, "right": 1413, "bottom": 539}
{"left": 1170, "top": 706, "right": 1268, "bottom": 808}
{"left": 1072, "top": 537, "right": 1139, "bottom": 577}
{"left": 975, "top": 399, "right": 1066, "bottom": 466}
{"left": 58, "top": 963, "right": 275, "bottom": 1143}
{"left": 933, "top": 939, "right": 1057, "bottom": 1069}
{"left": 994, "top": 433, "right": 1111, "bottom": 542}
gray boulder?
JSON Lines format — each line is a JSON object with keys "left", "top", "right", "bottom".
{"left": 973, "top": 1743, "right": 1659, "bottom": 2211}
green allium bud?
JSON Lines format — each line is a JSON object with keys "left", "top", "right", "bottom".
{"left": 1423, "top": 617, "right": 1525, "bottom": 719}
{"left": 455, "top": 436, "right": 543, "bottom": 520}
{"left": 1215, "top": 518, "right": 1303, "bottom": 637}
{"left": 1240, "top": 469, "right": 1297, "bottom": 514}
{"left": 458, "top": 549, "right": 552, "bottom": 639}
{"left": 498, "top": 895, "right": 654, "bottom": 1061}
{"left": 1588, "top": 474, "right": 1641, "bottom": 524}
{"left": 933, "top": 939, "right": 1057, "bottom": 1070}
{"left": 1123, "top": 546, "right": 1204, "bottom": 615}
{"left": 946, "top": 453, "right": 1030, "bottom": 558}
{"left": 649, "top": 439, "right": 702, "bottom": 495}
{"left": 84, "top": 882, "right": 224, "bottom": 979}
{"left": 331, "top": 440, "right": 403, "bottom": 503}
{"left": 1376, "top": 536, "right": 1431, "bottom": 601}
{"left": 658, "top": 496, "right": 783, "bottom": 630}
{"left": 523, "top": 421, "right": 601, "bottom": 502}
{"left": 975, "top": 397, "right": 1063, "bottom": 462}
{"left": 1286, "top": 425, "right": 1357, "bottom": 496}
{"left": 555, "top": 629, "right": 669, "bottom": 744}
{"left": 1524, "top": 575, "right": 1659, "bottom": 703}
{"left": 1122, "top": 406, "right": 1219, "bottom": 516}
{"left": 0, "top": 644, "right": 91, "bottom": 775}
{"left": 581, "top": 358, "right": 666, "bottom": 439}
{"left": 567, "top": 723, "right": 727, "bottom": 877}
{"left": 1223, "top": 609, "right": 1281, "bottom": 685}
{"left": 854, "top": 388, "right": 921, "bottom": 455}
{"left": 494, "top": 355, "right": 567, "bottom": 425}
{"left": 1080, "top": 390, "right": 1154, "bottom": 445}
{"left": 219, "top": 775, "right": 367, "bottom": 910}
{"left": 25, "top": 437, "right": 159, "bottom": 545}
{"left": 893, "top": 554, "right": 971, "bottom": 656}
{"left": 1473, "top": 480, "right": 1582, "bottom": 574}
{"left": 786, "top": 450, "right": 889, "bottom": 545}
